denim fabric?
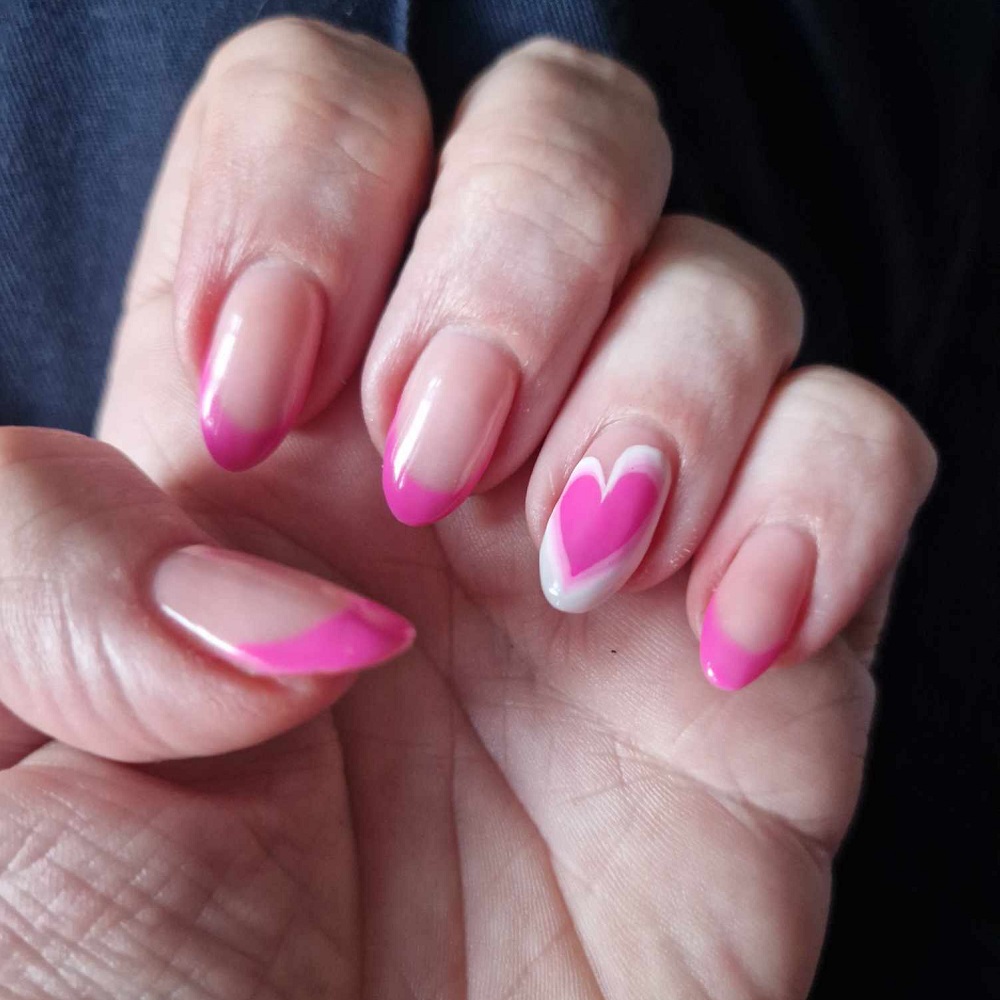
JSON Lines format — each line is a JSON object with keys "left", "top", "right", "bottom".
{"left": 0, "top": 1, "right": 998, "bottom": 995}
{"left": 0, "top": 1, "right": 402, "bottom": 430}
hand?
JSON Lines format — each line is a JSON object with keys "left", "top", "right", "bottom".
{"left": 0, "top": 22, "right": 935, "bottom": 997}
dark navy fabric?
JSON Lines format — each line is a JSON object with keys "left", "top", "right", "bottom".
{"left": 1, "top": 1, "right": 997, "bottom": 995}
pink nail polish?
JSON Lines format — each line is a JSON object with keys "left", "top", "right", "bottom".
{"left": 382, "top": 421, "right": 484, "bottom": 526}
{"left": 382, "top": 328, "right": 518, "bottom": 526}
{"left": 153, "top": 545, "right": 415, "bottom": 676}
{"left": 200, "top": 259, "right": 324, "bottom": 472}
{"left": 700, "top": 598, "right": 788, "bottom": 691}
{"left": 700, "top": 524, "right": 816, "bottom": 691}
{"left": 540, "top": 431, "right": 671, "bottom": 613}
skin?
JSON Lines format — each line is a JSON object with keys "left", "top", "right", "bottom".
{"left": 0, "top": 21, "right": 936, "bottom": 998}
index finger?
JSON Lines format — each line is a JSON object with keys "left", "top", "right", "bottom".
{"left": 102, "top": 18, "right": 432, "bottom": 473}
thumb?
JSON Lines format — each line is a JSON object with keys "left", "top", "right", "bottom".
{"left": 0, "top": 427, "right": 414, "bottom": 762}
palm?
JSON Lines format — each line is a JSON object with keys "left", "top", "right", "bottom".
{"left": 0, "top": 351, "right": 873, "bottom": 997}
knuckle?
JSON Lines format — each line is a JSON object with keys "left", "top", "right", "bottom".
{"left": 204, "top": 18, "right": 338, "bottom": 84}
{"left": 657, "top": 215, "right": 805, "bottom": 365}
{"left": 682, "top": 266, "right": 795, "bottom": 365}
{"left": 863, "top": 393, "right": 938, "bottom": 494}
{"left": 206, "top": 18, "right": 418, "bottom": 90}
{"left": 495, "top": 37, "right": 667, "bottom": 166}
{"left": 201, "top": 19, "right": 427, "bottom": 178}
{"left": 788, "top": 367, "right": 938, "bottom": 495}
{"left": 748, "top": 252, "right": 804, "bottom": 351}
{"left": 438, "top": 149, "right": 633, "bottom": 278}
{"left": 439, "top": 40, "right": 670, "bottom": 277}
{"left": 507, "top": 37, "right": 661, "bottom": 117}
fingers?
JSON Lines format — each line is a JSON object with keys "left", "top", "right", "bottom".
{"left": 365, "top": 38, "right": 671, "bottom": 524}
{"left": 122, "top": 19, "right": 432, "bottom": 471}
{"left": 529, "top": 215, "right": 803, "bottom": 611}
{"left": 526, "top": 214, "right": 935, "bottom": 691}
{"left": 0, "top": 428, "right": 414, "bottom": 762}
{"left": 688, "top": 366, "right": 937, "bottom": 690}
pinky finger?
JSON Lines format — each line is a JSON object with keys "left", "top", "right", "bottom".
{"left": 687, "top": 366, "right": 937, "bottom": 691}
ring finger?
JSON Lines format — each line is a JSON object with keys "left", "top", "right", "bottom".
{"left": 528, "top": 214, "right": 804, "bottom": 611}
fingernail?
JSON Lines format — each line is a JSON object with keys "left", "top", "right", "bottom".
{"left": 700, "top": 524, "right": 816, "bottom": 691}
{"left": 382, "top": 328, "right": 518, "bottom": 525}
{"left": 540, "top": 424, "right": 671, "bottom": 613}
{"left": 153, "top": 545, "right": 415, "bottom": 676}
{"left": 200, "top": 259, "right": 324, "bottom": 472}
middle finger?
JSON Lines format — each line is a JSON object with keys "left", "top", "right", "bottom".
{"left": 364, "top": 38, "right": 672, "bottom": 525}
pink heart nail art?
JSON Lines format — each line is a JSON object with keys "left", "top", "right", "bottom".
{"left": 540, "top": 445, "right": 669, "bottom": 613}
{"left": 559, "top": 470, "right": 662, "bottom": 577}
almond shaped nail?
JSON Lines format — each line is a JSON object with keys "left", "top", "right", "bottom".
{"left": 153, "top": 545, "right": 415, "bottom": 676}
{"left": 700, "top": 524, "right": 816, "bottom": 690}
{"left": 200, "top": 259, "right": 324, "bottom": 471}
{"left": 382, "top": 328, "right": 518, "bottom": 525}
{"left": 540, "top": 440, "right": 670, "bottom": 613}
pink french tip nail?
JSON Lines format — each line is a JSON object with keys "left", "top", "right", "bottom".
{"left": 153, "top": 545, "right": 415, "bottom": 677}
{"left": 382, "top": 422, "right": 472, "bottom": 526}
{"left": 539, "top": 441, "right": 670, "bottom": 613}
{"left": 700, "top": 597, "right": 785, "bottom": 691}
{"left": 200, "top": 391, "right": 288, "bottom": 473}
{"left": 698, "top": 524, "right": 817, "bottom": 691}
{"left": 200, "top": 259, "right": 324, "bottom": 472}
{"left": 381, "top": 327, "right": 518, "bottom": 526}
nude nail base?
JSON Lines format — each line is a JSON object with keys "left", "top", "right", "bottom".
{"left": 154, "top": 546, "right": 415, "bottom": 677}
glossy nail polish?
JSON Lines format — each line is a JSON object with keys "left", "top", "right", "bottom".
{"left": 153, "top": 545, "right": 415, "bottom": 676}
{"left": 200, "top": 259, "right": 324, "bottom": 471}
{"left": 700, "top": 524, "right": 815, "bottom": 690}
{"left": 540, "top": 431, "right": 671, "bottom": 613}
{"left": 382, "top": 328, "right": 518, "bottom": 525}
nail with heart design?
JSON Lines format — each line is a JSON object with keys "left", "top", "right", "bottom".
{"left": 539, "top": 435, "right": 672, "bottom": 613}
